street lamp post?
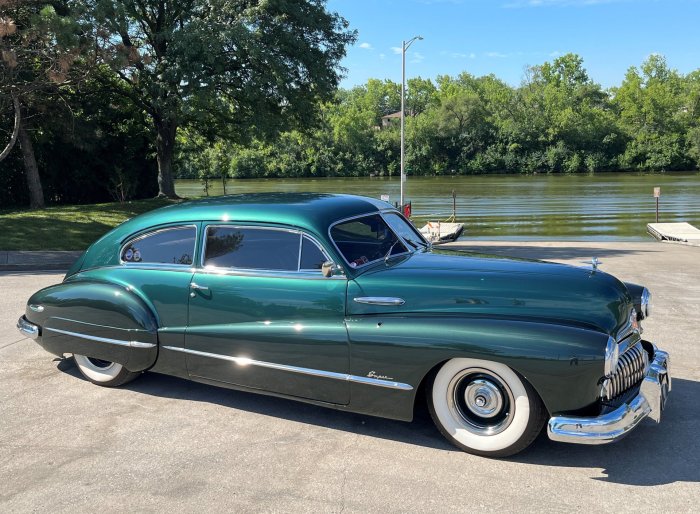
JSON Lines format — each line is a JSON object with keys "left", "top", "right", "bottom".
{"left": 400, "top": 35, "right": 423, "bottom": 209}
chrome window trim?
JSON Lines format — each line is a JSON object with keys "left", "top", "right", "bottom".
{"left": 300, "top": 235, "right": 332, "bottom": 272}
{"left": 119, "top": 224, "right": 198, "bottom": 267}
{"left": 162, "top": 346, "right": 413, "bottom": 391}
{"left": 45, "top": 327, "right": 156, "bottom": 349}
{"left": 99, "top": 264, "right": 198, "bottom": 274}
{"left": 327, "top": 209, "right": 423, "bottom": 270}
{"left": 200, "top": 224, "right": 339, "bottom": 277}
{"left": 196, "top": 267, "right": 345, "bottom": 280}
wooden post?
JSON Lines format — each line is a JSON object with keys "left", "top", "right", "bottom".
{"left": 452, "top": 190, "right": 457, "bottom": 219}
{"left": 654, "top": 187, "right": 661, "bottom": 223}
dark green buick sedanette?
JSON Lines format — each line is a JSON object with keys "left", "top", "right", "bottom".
{"left": 17, "top": 193, "right": 671, "bottom": 457}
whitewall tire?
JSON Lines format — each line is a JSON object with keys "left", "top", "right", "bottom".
{"left": 73, "top": 354, "right": 140, "bottom": 387}
{"left": 428, "top": 358, "right": 546, "bottom": 457}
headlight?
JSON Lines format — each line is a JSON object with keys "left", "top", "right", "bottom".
{"left": 640, "top": 287, "right": 652, "bottom": 319}
{"left": 604, "top": 336, "right": 619, "bottom": 376}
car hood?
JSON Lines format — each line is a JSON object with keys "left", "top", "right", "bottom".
{"left": 347, "top": 250, "right": 634, "bottom": 338}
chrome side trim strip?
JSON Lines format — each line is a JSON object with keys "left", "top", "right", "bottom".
{"left": 17, "top": 317, "right": 39, "bottom": 340}
{"left": 353, "top": 297, "right": 406, "bottom": 306}
{"left": 162, "top": 346, "right": 413, "bottom": 391}
{"left": 44, "top": 327, "right": 156, "bottom": 349}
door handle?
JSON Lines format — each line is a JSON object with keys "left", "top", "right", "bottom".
{"left": 189, "top": 282, "right": 209, "bottom": 297}
{"left": 353, "top": 297, "right": 405, "bottom": 306}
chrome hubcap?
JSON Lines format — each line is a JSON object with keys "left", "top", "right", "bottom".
{"left": 464, "top": 379, "right": 503, "bottom": 418}
{"left": 447, "top": 368, "right": 514, "bottom": 436}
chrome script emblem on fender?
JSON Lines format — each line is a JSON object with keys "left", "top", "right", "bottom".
{"left": 367, "top": 371, "right": 393, "bottom": 381}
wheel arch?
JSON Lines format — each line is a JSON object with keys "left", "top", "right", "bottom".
{"left": 348, "top": 315, "right": 608, "bottom": 418}
{"left": 26, "top": 279, "right": 159, "bottom": 372}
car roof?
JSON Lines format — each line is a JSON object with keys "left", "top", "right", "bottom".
{"left": 81, "top": 193, "right": 393, "bottom": 269}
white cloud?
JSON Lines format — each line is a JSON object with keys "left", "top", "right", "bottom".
{"left": 549, "top": 50, "right": 564, "bottom": 57}
{"left": 470, "top": 52, "right": 477, "bottom": 59}
{"left": 486, "top": 51, "right": 509, "bottom": 58}
{"left": 391, "top": 47, "right": 403, "bottom": 55}
{"left": 410, "top": 52, "right": 425, "bottom": 64}
{"left": 359, "top": 42, "right": 373, "bottom": 50}
{"left": 379, "top": 53, "right": 386, "bottom": 60}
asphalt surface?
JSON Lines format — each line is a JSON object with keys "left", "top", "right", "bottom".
{"left": 1, "top": 241, "right": 698, "bottom": 512}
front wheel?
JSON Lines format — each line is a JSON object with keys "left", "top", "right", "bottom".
{"left": 427, "top": 358, "right": 546, "bottom": 458}
{"left": 73, "top": 354, "right": 140, "bottom": 387}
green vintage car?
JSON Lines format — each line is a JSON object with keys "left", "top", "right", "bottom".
{"left": 17, "top": 193, "right": 670, "bottom": 457}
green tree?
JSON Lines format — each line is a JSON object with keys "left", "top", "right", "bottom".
{"left": 1, "top": 0, "right": 80, "bottom": 208}
{"left": 613, "top": 54, "right": 690, "bottom": 170}
{"left": 81, "top": 0, "right": 355, "bottom": 197}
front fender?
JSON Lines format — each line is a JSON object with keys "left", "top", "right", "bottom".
{"left": 346, "top": 315, "right": 608, "bottom": 419}
{"left": 25, "top": 281, "right": 158, "bottom": 372}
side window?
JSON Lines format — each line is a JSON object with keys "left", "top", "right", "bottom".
{"left": 121, "top": 226, "right": 196, "bottom": 265}
{"left": 204, "top": 227, "right": 300, "bottom": 271}
{"left": 300, "top": 236, "right": 327, "bottom": 270}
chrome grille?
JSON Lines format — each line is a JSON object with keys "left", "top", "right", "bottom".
{"left": 603, "top": 342, "right": 649, "bottom": 401}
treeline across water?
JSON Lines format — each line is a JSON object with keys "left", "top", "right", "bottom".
{"left": 176, "top": 53, "right": 700, "bottom": 184}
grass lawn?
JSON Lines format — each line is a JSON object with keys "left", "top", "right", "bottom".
{"left": 0, "top": 198, "right": 179, "bottom": 251}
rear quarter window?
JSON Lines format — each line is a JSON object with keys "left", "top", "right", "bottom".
{"left": 121, "top": 226, "right": 196, "bottom": 265}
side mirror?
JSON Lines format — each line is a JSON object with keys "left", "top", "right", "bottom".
{"left": 321, "top": 261, "right": 343, "bottom": 278}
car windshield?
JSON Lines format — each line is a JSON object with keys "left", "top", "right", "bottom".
{"left": 382, "top": 212, "right": 429, "bottom": 250}
{"left": 330, "top": 213, "right": 418, "bottom": 268}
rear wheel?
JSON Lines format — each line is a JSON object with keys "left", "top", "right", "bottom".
{"left": 73, "top": 354, "right": 140, "bottom": 387}
{"left": 427, "top": 358, "right": 546, "bottom": 458}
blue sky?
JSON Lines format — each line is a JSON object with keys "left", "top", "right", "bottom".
{"left": 327, "top": 0, "right": 700, "bottom": 89}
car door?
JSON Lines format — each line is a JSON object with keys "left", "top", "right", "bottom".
{"left": 185, "top": 224, "right": 350, "bottom": 405}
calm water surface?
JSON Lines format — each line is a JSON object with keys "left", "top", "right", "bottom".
{"left": 175, "top": 173, "right": 700, "bottom": 241}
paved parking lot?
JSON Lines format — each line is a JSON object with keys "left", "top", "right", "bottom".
{"left": 1, "top": 241, "right": 698, "bottom": 512}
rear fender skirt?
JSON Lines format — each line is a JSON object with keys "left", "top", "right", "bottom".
{"left": 26, "top": 281, "right": 158, "bottom": 372}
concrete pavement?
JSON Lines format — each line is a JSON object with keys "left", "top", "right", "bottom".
{"left": 1, "top": 241, "right": 698, "bottom": 512}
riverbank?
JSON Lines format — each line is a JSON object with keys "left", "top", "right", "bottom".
{"left": 3, "top": 172, "right": 700, "bottom": 250}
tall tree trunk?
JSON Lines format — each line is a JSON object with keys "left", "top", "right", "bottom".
{"left": 18, "top": 116, "right": 45, "bottom": 209}
{"left": 0, "top": 94, "right": 21, "bottom": 163}
{"left": 154, "top": 115, "right": 179, "bottom": 198}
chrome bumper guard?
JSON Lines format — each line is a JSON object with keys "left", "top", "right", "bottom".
{"left": 547, "top": 344, "right": 671, "bottom": 444}
{"left": 17, "top": 316, "right": 40, "bottom": 340}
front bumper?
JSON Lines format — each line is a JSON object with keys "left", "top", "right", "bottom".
{"left": 17, "top": 316, "right": 40, "bottom": 340}
{"left": 547, "top": 344, "right": 671, "bottom": 444}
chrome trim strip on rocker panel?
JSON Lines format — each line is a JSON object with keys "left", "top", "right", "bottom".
{"left": 44, "top": 327, "right": 156, "bottom": 349}
{"left": 162, "top": 345, "right": 414, "bottom": 391}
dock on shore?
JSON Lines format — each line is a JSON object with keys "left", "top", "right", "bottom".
{"left": 647, "top": 222, "right": 700, "bottom": 246}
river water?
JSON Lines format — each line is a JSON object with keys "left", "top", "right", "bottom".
{"left": 175, "top": 172, "right": 700, "bottom": 241}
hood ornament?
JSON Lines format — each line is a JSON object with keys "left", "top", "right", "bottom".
{"left": 589, "top": 257, "right": 600, "bottom": 271}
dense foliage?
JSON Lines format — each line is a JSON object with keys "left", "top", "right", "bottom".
{"left": 175, "top": 53, "right": 700, "bottom": 184}
{"left": 1, "top": 0, "right": 698, "bottom": 209}
{"left": 1, "top": 0, "right": 355, "bottom": 207}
